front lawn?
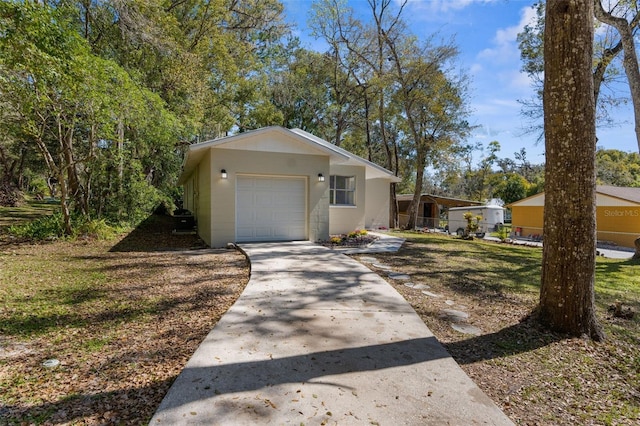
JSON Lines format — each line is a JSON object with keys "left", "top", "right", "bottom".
{"left": 0, "top": 215, "right": 249, "bottom": 424}
{"left": 362, "top": 232, "right": 639, "bottom": 426}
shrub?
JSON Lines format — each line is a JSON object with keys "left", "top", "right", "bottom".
{"left": 347, "top": 229, "right": 367, "bottom": 239}
{"left": 8, "top": 213, "right": 65, "bottom": 239}
{"left": 497, "top": 226, "right": 510, "bottom": 242}
{"left": 74, "top": 217, "right": 120, "bottom": 240}
{"left": 463, "top": 212, "right": 483, "bottom": 236}
{"left": 8, "top": 213, "right": 120, "bottom": 241}
{"left": 330, "top": 236, "right": 343, "bottom": 245}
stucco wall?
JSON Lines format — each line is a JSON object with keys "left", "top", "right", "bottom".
{"left": 195, "top": 150, "right": 213, "bottom": 246}
{"left": 365, "top": 178, "right": 391, "bottom": 229}
{"left": 329, "top": 164, "right": 366, "bottom": 235}
{"left": 204, "top": 148, "right": 329, "bottom": 248}
{"left": 183, "top": 177, "right": 194, "bottom": 213}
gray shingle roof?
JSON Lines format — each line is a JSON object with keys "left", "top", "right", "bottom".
{"left": 597, "top": 185, "right": 640, "bottom": 203}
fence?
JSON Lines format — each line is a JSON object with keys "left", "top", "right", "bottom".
{"left": 398, "top": 214, "right": 447, "bottom": 230}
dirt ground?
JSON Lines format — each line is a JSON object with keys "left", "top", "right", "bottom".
{"left": 1, "top": 222, "right": 638, "bottom": 425}
{"left": 0, "top": 215, "right": 249, "bottom": 425}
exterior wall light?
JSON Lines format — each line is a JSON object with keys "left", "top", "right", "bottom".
{"left": 221, "top": 169, "right": 227, "bottom": 179}
{"left": 318, "top": 173, "right": 325, "bottom": 182}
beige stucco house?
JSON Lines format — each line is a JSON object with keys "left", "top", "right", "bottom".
{"left": 178, "top": 126, "right": 401, "bottom": 248}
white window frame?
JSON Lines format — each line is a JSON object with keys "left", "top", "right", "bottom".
{"left": 330, "top": 175, "right": 356, "bottom": 206}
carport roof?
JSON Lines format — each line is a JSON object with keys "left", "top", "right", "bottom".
{"left": 396, "top": 193, "right": 483, "bottom": 208}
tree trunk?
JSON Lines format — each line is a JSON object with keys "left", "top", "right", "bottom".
{"left": 406, "top": 149, "right": 426, "bottom": 230}
{"left": 633, "top": 236, "right": 640, "bottom": 260}
{"left": 540, "top": 0, "right": 604, "bottom": 340}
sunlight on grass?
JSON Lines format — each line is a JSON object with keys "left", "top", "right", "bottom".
{"left": 390, "top": 231, "right": 543, "bottom": 296}
{"left": 378, "top": 231, "right": 639, "bottom": 425}
{"left": 0, "top": 243, "right": 114, "bottom": 337}
{"left": 0, "top": 198, "right": 58, "bottom": 229}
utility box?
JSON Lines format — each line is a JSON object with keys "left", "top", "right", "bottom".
{"left": 447, "top": 205, "right": 505, "bottom": 238}
{"left": 174, "top": 210, "right": 196, "bottom": 232}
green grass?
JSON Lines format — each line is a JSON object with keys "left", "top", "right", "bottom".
{"left": 0, "top": 250, "right": 111, "bottom": 337}
{"left": 0, "top": 197, "right": 59, "bottom": 230}
{"left": 392, "top": 230, "right": 639, "bottom": 313}
{"left": 378, "top": 231, "right": 640, "bottom": 425}
{"left": 390, "top": 230, "right": 543, "bottom": 296}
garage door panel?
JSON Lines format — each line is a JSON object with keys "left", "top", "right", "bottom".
{"left": 236, "top": 176, "right": 307, "bottom": 242}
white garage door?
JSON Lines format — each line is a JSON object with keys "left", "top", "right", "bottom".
{"left": 236, "top": 176, "right": 307, "bottom": 242}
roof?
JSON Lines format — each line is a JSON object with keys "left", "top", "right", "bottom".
{"left": 289, "top": 128, "right": 401, "bottom": 182}
{"left": 178, "top": 126, "right": 400, "bottom": 184}
{"left": 596, "top": 185, "right": 640, "bottom": 204}
{"left": 506, "top": 185, "right": 640, "bottom": 207}
{"left": 396, "top": 193, "right": 483, "bottom": 208}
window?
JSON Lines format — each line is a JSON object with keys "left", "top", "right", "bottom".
{"left": 330, "top": 175, "right": 355, "bottom": 206}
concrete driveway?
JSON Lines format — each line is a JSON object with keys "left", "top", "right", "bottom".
{"left": 149, "top": 241, "right": 514, "bottom": 425}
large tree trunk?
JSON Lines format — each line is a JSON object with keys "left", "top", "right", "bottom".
{"left": 540, "top": 0, "right": 604, "bottom": 340}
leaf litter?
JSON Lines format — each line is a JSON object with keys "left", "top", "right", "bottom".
{"left": 0, "top": 215, "right": 249, "bottom": 425}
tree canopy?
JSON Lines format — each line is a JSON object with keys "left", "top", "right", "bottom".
{"left": 2, "top": 0, "right": 639, "bottom": 235}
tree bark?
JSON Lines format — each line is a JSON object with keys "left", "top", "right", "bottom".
{"left": 540, "top": 0, "right": 604, "bottom": 340}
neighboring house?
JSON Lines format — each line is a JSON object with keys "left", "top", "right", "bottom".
{"left": 178, "top": 126, "right": 401, "bottom": 248}
{"left": 507, "top": 185, "right": 640, "bottom": 248}
{"left": 396, "top": 193, "right": 482, "bottom": 229}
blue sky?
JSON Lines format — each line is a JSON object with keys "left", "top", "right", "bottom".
{"left": 281, "top": 0, "right": 638, "bottom": 165}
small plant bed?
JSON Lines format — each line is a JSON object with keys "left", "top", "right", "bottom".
{"left": 319, "top": 229, "right": 378, "bottom": 248}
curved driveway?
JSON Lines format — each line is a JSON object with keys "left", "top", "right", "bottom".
{"left": 150, "top": 241, "right": 514, "bottom": 425}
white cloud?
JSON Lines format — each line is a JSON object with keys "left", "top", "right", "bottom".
{"left": 507, "top": 70, "right": 534, "bottom": 92}
{"left": 469, "top": 63, "right": 483, "bottom": 75}
{"left": 476, "top": 5, "right": 537, "bottom": 64}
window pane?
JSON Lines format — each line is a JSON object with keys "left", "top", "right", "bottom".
{"left": 345, "top": 190, "right": 354, "bottom": 205}
{"left": 329, "top": 175, "right": 355, "bottom": 206}
{"left": 346, "top": 176, "right": 355, "bottom": 190}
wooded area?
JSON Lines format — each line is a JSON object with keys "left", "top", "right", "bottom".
{"left": 1, "top": 0, "right": 639, "bottom": 235}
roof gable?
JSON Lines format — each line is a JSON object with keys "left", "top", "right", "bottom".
{"left": 507, "top": 186, "right": 640, "bottom": 208}
{"left": 506, "top": 192, "right": 545, "bottom": 207}
{"left": 597, "top": 185, "right": 640, "bottom": 204}
{"left": 179, "top": 126, "right": 400, "bottom": 184}
{"left": 290, "top": 128, "right": 401, "bottom": 181}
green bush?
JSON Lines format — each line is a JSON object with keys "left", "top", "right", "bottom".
{"left": 74, "top": 217, "right": 120, "bottom": 240}
{"left": 8, "top": 213, "right": 120, "bottom": 241}
{"left": 8, "top": 213, "right": 65, "bottom": 239}
{"left": 28, "top": 176, "right": 49, "bottom": 198}
{"left": 497, "top": 226, "right": 510, "bottom": 241}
